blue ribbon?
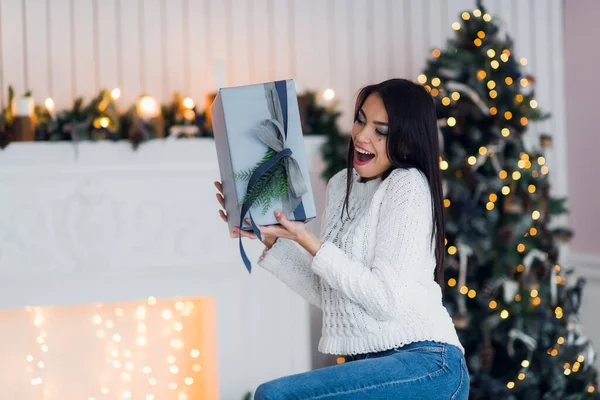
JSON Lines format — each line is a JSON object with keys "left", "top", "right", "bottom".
{"left": 238, "top": 80, "right": 306, "bottom": 273}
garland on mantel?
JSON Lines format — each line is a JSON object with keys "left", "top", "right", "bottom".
{"left": 0, "top": 86, "right": 348, "bottom": 180}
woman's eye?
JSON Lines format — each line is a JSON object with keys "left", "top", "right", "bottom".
{"left": 355, "top": 118, "right": 365, "bottom": 125}
{"left": 376, "top": 129, "right": 388, "bottom": 136}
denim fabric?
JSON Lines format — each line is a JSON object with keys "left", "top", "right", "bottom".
{"left": 254, "top": 341, "right": 469, "bottom": 399}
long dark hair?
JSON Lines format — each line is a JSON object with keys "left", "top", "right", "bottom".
{"left": 343, "top": 79, "right": 446, "bottom": 288}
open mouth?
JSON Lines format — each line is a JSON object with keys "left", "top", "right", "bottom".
{"left": 355, "top": 147, "right": 375, "bottom": 165}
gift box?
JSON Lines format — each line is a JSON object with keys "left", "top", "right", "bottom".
{"left": 211, "top": 80, "right": 316, "bottom": 271}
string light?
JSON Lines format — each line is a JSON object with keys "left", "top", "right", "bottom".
{"left": 444, "top": 199, "right": 451, "bottom": 208}
{"left": 490, "top": 107, "right": 497, "bottom": 115}
{"left": 467, "top": 289, "right": 476, "bottom": 298}
{"left": 440, "top": 160, "right": 449, "bottom": 170}
{"left": 431, "top": 77, "right": 441, "bottom": 87}
{"left": 477, "top": 70, "right": 487, "bottom": 80}
{"left": 448, "top": 278, "right": 457, "bottom": 287}
{"left": 486, "top": 202, "right": 495, "bottom": 211}
{"left": 500, "top": 53, "right": 509, "bottom": 62}
{"left": 489, "top": 193, "right": 497, "bottom": 202}
{"left": 430, "top": 88, "right": 439, "bottom": 96}
{"left": 555, "top": 307, "right": 563, "bottom": 319}
{"left": 505, "top": 77, "right": 513, "bottom": 85}
{"left": 537, "top": 156, "right": 546, "bottom": 165}
{"left": 468, "top": 156, "right": 477, "bottom": 165}
{"left": 520, "top": 117, "right": 528, "bottom": 126}
{"left": 518, "top": 373, "right": 525, "bottom": 380}
{"left": 323, "top": 89, "right": 335, "bottom": 101}
{"left": 461, "top": 12, "right": 471, "bottom": 20}
{"left": 500, "top": 309, "right": 509, "bottom": 319}
{"left": 512, "top": 171, "right": 521, "bottom": 180}
{"left": 541, "top": 166, "right": 549, "bottom": 175}
{"left": 504, "top": 111, "right": 513, "bottom": 120}
{"left": 489, "top": 90, "right": 497, "bottom": 98}
{"left": 507, "top": 381, "right": 515, "bottom": 389}
{"left": 111, "top": 88, "right": 121, "bottom": 100}
{"left": 460, "top": 286, "right": 468, "bottom": 295}
{"left": 451, "top": 92, "right": 460, "bottom": 101}
{"left": 483, "top": 13, "right": 492, "bottom": 22}
{"left": 473, "top": 9, "right": 482, "bottom": 17}
{"left": 517, "top": 243, "right": 525, "bottom": 253}
{"left": 532, "top": 210, "right": 541, "bottom": 220}
{"left": 417, "top": 74, "right": 427, "bottom": 84}
{"left": 448, "top": 246, "right": 457, "bottom": 255}
{"left": 516, "top": 264, "right": 524, "bottom": 272}
{"left": 489, "top": 300, "right": 497, "bottom": 309}
{"left": 474, "top": 38, "right": 482, "bottom": 47}
{"left": 520, "top": 78, "right": 529, "bottom": 87}
{"left": 452, "top": 22, "right": 461, "bottom": 30}
{"left": 501, "top": 128, "right": 510, "bottom": 137}
{"left": 530, "top": 227, "right": 537, "bottom": 236}
{"left": 530, "top": 100, "right": 538, "bottom": 108}
{"left": 532, "top": 297, "right": 541, "bottom": 306}
{"left": 577, "top": 355, "right": 585, "bottom": 362}
{"left": 515, "top": 294, "right": 521, "bottom": 301}
{"left": 520, "top": 58, "right": 528, "bottom": 66}
{"left": 487, "top": 49, "right": 496, "bottom": 58}
{"left": 522, "top": 360, "right": 530, "bottom": 368}
{"left": 432, "top": 49, "right": 441, "bottom": 58}
{"left": 442, "top": 97, "right": 451, "bottom": 106}
{"left": 477, "top": 31, "right": 485, "bottom": 39}
{"left": 491, "top": 60, "right": 499, "bottom": 69}
{"left": 499, "top": 170, "right": 508, "bottom": 179}
{"left": 487, "top": 80, "right": 496, "bottom": 89}
{"left": 447, "top": 117, "right": 456, "bottom": 127}
{"left": 589, "top": 386, "right": 595, "bottom": 393}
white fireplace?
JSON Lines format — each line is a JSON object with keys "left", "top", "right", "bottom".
{"left": 0, "top": 137, "right": 327, "bottom": 399}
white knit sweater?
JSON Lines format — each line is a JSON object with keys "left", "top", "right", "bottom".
{"left": 258, "top": 167, "right": 463, "bottom": 355}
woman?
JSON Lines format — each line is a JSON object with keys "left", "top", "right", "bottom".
{"left": 215, "top": 79, "right": 468, "bottom": 399}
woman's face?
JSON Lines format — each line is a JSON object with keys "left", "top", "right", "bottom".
{"left": 351, "top": 93, "right": 392, "bottom": 179}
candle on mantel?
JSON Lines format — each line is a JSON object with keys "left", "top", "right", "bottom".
{"left": 13, "top": 96, "right": 34, "bottom": 117}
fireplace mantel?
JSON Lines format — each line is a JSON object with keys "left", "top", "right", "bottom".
{"left": 0, "top": 136, "right": 327, "bottom": 399}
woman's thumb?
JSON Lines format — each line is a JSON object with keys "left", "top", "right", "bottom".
{"left": 274, "top": 210, "right": 292, "bottom": 229}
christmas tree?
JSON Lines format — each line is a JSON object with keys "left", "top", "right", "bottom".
{"left": 421, "top": 2, "right": 599, "bottom": 398}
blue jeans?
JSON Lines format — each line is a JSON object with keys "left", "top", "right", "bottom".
{"left": 254, "top": 341, "right": 469, "bottom": 399}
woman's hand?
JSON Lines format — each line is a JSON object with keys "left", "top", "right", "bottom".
{"left": 214, "top": 181, "right": 257, "bottom": 240}
{"left": 257, "top": 211, "right": 323, "bottom": 257}
{"left": 214, "top": 181, "right": 278, "bottom": 249}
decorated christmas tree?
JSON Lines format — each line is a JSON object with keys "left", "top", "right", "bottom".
{"left": 420, "top": 2, "right": 599, "bottom": 398}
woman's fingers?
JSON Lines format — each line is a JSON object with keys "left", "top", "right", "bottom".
{"left": 232, "top": 226, "right": 257, "bottom": 239}
{"left": 219, "top": 209, "right": 228, "bottom": 223}
{"left": 213, "top": 181, "right": 223, "bottom": 194}
{"left": 216, "top": 193, "right": 225, "bottom": 208}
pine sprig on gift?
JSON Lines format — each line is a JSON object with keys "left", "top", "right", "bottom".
{"left": 232, "top": 148, "right": 277, "bottom": 181}
{"left": 234, "top": 148, "right": 289, "bottom": 215}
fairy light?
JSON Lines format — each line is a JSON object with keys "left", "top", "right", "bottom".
{"left": 505, "top": 77, "right": 513, "bottom": 85}
{"left": 528, "top": 185, "right": 536, "bottom": 193}
{"left": 477, "top": 70, "right": 486, "bottom": 80}
{"left": 486, "top": 202, "right": 495, "bottom": 211}
{"left": 530, "top": 100, "right": 538, "bottom": 108}
{"left": 487, "top": 49, "right": 496, "bottom": 58}
{"left": 533, "top": 297, "right": 541, "bottom": 306}
{"left": 522, "top": 360, "right": 530, "bottom": 368}
{"left": 501, "top": 128, "right": 510, "bottom": 137}
{"left": 589, "top": 386, "right": 596, "bottom": 393}
{"left": 489, "top": 300, "right": 497, "bottom": 309}
{"left": 517, "top": 244, "right": 525, "bottom": 253}
{"left": 444, "top": 199, "right": 451, "bottom": 208}
{"left": 474, "top": 38, "right": 482, "bottom": 47}
{"left": 538, "top": 156, "right": 546, "bottom": 165}
{"left": 578, "top": 355, "right": 585, "bottom": 362}
{"left": 564, "top": 369, "right": 571, "bottom": 376}
{"left": 468, "top": 156, "right": 477, "bottom": 165}
{"left": 323, "top": 89, "right": 335, "bottom": 102}
{"left": 507, "top": 381, "right": 515, "bottom": 389}
{"left": 530, "top": 289, "right": 538, "bottom": 298}
{"left": 440, "top": 160, "right": 449, "bottom": 170}
{"left": 483, "top": 13, "right": 491, "bottom": 22}
{"left": 162, "top": 310, "right": 173, "bottom": 320}
{"left": 467, "top": 289, "right": 476, "bottom": 298}
{"left": 499, "top": 170, "right": 508, "bottom": 179}
{"left": 487, "top": 80, "right": 496, "bottom": 89}
{"left": 491, "top": 60, "right": 499, "bottom": 69}
{"left": 447, "top": 117, "right": 456, "bottom": 127}
{"left": 500, "top": 309, "right": 509, "bottom": 319}
{"left": 541, "top": 166, "right": 549, "bottom": 175}
{"left": 490, "top": 107, "right": 497, "bottom": 115}
{"left": 504, "top": 111, "right": 513, "bottom": 120}
{"left": 513, "top": 171, "right": 521, "bottom": 180}
{"left": 111, "top": 88, "right": 121, "bottom": 100}
{"left": 148, "top": 296, "right": 157, "bottom": 306}
{"left": 461, "top": 12, "right": 470, "bottom": 20}
{"left": 521, "top": 117, "right": 528, "bottom": 126}
{"left": 489, "top": 193, "right": 497, "bottom": 202}
{"left": 452, "top": 22, "right": 461, "bottom": 30}
{"left": 489, "top": 90, "right": 497, "bottom": 98}
{"left": 518, "top": 160, "right": 526, "bottom": 169}
{"left": 442, "top": 97, "right": 451, "bottom": 106}
{"left": 520, "top": 58, "right": 528, "bottom": 66}
{"left": 518, "top": 373, "right": 525, "bottom": 380}
{"left": 500, "top": 53, "right": 509, "bottom": 62}
{"left": 516, "top": 264, "right": 524, "bottom": 272}
{"left": 432, "top": 49, "right": 441, "bottom": 58}
{"left": 530, "top": 227, "right": 537, "bottom": 236}
{"left": 448, "top": 278, "right": 457, "bottom": 287}
{"left": 515, "top": 294, "right": 521, "bottom": 302}
{"left": 448, "top": 245, "right": 457, "bottom": 255}
{"left": 555, "top": 307, "right": 563, "bottom": 319}
{"left": 532, "top": 210, "right": 541, "bottom": 220}
{"left": 430, "top": 88, "right": 439, "bottom": 97}
{"left": 460, "top": 286, "right": 468, "bottom": 295}
{"left": 417, "top": 74, "right": 427, "bottom": 84}
{"left": 431, "top": 77, "right": 441, "bottom": 87}
{"left": 520, "top": 78, "right": 529, "bottom": 87}
{"left": 451, "top": 92, "right": 460, "bottom": 101}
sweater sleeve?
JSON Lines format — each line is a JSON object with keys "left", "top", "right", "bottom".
{"left": 310, "top": 169, "right": 431, "bottom": 321}
{"left": 256, "top": 173, "right": 342, "bottom": 308}
{"left": 257, "top": 237, "right": 322, "bottom": 308}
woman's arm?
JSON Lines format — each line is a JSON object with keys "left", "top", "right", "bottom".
{"left": 256, "top": 173, "right": 342, "bottom": 308}
{"left": 310, "top": 169, "right": 431, "bottom": 321}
